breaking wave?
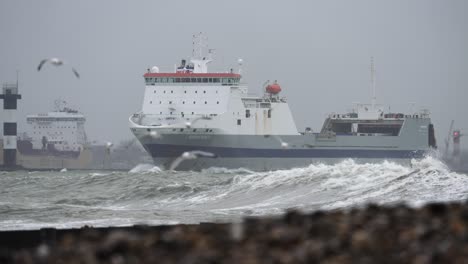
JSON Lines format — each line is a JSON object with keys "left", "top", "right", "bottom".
{"left": 0, "top": 156, "right": 467, "bottom": 230}
{"left": 128, "top": 163, "right": 162, "bottom": 174}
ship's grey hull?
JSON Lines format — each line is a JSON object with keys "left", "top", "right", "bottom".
{"left": 134, "top": 132, "right": 428, "bottom": 171}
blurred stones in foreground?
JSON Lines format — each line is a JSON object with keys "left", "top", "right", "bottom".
{"left": 2, "top": 202, "right": 468, "bottom": 263}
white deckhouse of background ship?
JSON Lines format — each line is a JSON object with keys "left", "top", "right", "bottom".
{"left": 129, "top": 33, "right": 437, "bottom": 171}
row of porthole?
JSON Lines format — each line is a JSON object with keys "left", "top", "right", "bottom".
{"left": 34, "top": 126, "right": 76, "bottom": 129}
{"left": 173, "top": 128, "right": 213, "bottom": 133}
{"left": 150, "top": 101, "right": 220, "bottom": 105}
{"left": 145, "top": 128, "right": 213, "bottom": 133}
{"left": 35, "top": 131, "right": 73, "bottom": 134}
{"left": 159, "top": 112, "right": 195, "bottom": 115}
{"left": 153, "top": 90, "right": 218, "bottom": 94}
{"left": 156, "top": 112, "right": 212, "bottom": 117}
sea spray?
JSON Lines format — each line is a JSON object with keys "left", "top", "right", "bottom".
{"left": 0, "top": 157, "right": 467, "bottom": 230}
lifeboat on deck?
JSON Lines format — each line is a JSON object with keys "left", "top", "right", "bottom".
{"left": 266, "top": 81, "right": 282, "bottom": 94}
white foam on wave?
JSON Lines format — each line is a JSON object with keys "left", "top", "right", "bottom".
{"left": 230, "top": 159, "right": 377, "bottom": 190}
{"left": 129, "top": 163, "right": 162, "bottom": 174}
{"left": 120, "top": 156, "right": 467, "bottom": 215}
{"left": 319, "top": 156, "right": 468, "bottom": 209}
{"left": 201, "top": 167, "right": 254, "bottom": 175}
{"left": 2, "top": 156, "right": 466, "bottom": 230}
{"left": 196, "top": 156, "right": 468, "bottom": 214}
{"left": 88, "top": 172, "right": 119, "bottom": 177}
{"left": 88, "top": 172, "right": 108, "bottom": 177}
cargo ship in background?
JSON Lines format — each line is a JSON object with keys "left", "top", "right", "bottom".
{"left": 0, "top": 100, "right": 93, "bottom": 169}
{"left": 129, "top": 34, "right": 437, "bottom": 171}
{"left": 0, "top": 100, "right": 150, "bottom": 170}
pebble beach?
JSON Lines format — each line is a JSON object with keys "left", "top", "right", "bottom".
{"left": 2, "top": 201, "right": 468, "bottom": 263}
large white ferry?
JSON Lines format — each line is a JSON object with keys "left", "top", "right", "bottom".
{"left": 129, "top": 34, "right": 437, "bottom": 171}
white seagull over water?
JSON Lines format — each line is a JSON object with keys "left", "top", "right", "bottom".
{"left": 37, "top": 58, "right": 80, "bottom": 78}
{"left": 169, "top": 150, "right": 217, "bottom": 171}
{"left": 185, "top": 115, "right": 212, "bottom": 128}
{"left": 269, "top": 135, "right": 289, "bottom": 149}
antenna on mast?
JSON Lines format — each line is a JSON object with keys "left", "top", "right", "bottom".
{"left": 190, "top": 32, "right": 213, "bottom": 73}
{"left": 192, "top": 32, "right": 208, "bottom": 60}
{"left": 237, "top": 58, "right": 243, "bottom": 74}
{"left": 370, "top": 56, "right": 376, "bottom": 110}
{"left": 16, "top": 70, "right": 19, "bottom": 89}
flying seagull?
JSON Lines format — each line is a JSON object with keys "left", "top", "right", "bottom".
{"left": 185, "top": 115, "right": 212, "bottom": 128}
{"left": 267, "top": 135, "right": 289, "bottom": 149}
{"left": 169, "top": 150, "right": 217, "bottom": 171}
{"left": 37, "top": 58, "right": 80, "bottom": 78}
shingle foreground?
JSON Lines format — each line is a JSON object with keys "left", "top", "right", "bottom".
{"left": 2, "top": 202, "right": 468, "bottom": 263}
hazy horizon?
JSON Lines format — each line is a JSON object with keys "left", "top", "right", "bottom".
{"left": 1, "top": 0, "right": 467, "bottom": 149}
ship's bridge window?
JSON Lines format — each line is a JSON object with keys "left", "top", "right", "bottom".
{"left": 175, "top": 78, "right": 181, "bottom": 83}
{"left": 168, "top": 78, "right": 174, "bottom": 83}
{"left": 191, "top": 78, "right": 196, "bottom": 82}
{"left": 331, "top": 123, "right": 352, "bottom": 134}
{"left": 197, "top": 78, "right": 202, "bottom": 83}
{"left": 203, "top": 78, "right": 208, "bottom": 82}
{"left": 357, "top": 124, "right": 402, "bottom": 136}
{"left": 209, "top": 78, "right": 213, "bottom": 83}
{"left": 213, "top": 78, "right": 220, "bottom": 83}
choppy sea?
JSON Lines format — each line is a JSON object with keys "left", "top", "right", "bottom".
{"left": 0, "top": 157, "right": 467, "bottom": 231}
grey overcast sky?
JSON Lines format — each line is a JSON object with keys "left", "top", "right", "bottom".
{"left": 1, "top": 0, "right": 467, "bottom": 148}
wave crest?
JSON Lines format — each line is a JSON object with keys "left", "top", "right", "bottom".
{"left": 129, "top": 164, "right": 162, "bottom": 174}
